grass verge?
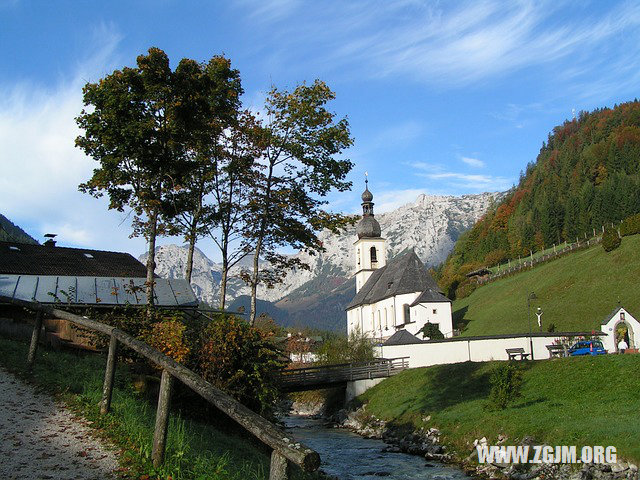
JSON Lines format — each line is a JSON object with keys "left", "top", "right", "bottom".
{"left": 357, "top": 355, "right": 640, "bottom": 463}
{"left": 453, "top": 234, "right": 640, "bottom": 336}
{"left": 0, "top": 335, "right": 323, "bottom": 480}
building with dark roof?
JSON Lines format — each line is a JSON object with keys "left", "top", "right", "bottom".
{"left": 0, "top": 241, "right": 197, "bottom": 308}
{"left": 346, "top": 182, "right": 453, "bottom": 341}
{"left": 0, "top": 241, "right": 148, "bottom": 277}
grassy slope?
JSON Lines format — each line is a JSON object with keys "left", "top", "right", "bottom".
{"left": 453, "top": 235, "right": 640, "bottom": 336}
{"left": 358, "top": 356, "right": 640, "bottom": 462}
{"left": 0, "top": 336, "right": 321, "bottom": 480}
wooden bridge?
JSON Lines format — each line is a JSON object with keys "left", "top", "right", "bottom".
{"left": 279, "top": 357, "right": 409, "bottom": 392}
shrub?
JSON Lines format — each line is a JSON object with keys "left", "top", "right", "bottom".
{"left": 316, "top": 328, "right": 375, "bottom": 365}
{"left": 602, "top": 227, "right": 622, "bottom": 252}
{"left": 488, "top": 362, "right": 523, "bottom": 410}
{"left": 418, "top": 322, "right": 444, "bottom": 340}
{"left": 455, "top": 280, "right": 478, "bottom": 299}
{"left": 145, "top": 319, "right": 191, "bottom": 365}
{"left": 620, "top": 213, "right": 640, "bottom": 237}
{"left": 198, "top": 315, "right": 283, "bottom": 415}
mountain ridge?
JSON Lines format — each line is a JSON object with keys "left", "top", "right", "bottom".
{"left": 147, "top": 191, "right": 503, "bottom": 330}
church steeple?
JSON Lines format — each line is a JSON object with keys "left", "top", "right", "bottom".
{"left": 356, "top": 176, "right": 381, "bottom": 239}
{"left": 353, "top": 175, "right": 386, "bottom": 293}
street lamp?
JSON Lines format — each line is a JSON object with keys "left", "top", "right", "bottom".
{"left": 527, "top": 292, "right": 537, "bottom": 358}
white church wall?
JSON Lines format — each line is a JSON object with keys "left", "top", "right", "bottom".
{"left": 408, "top": 301, "right": 453, "bottom": 338}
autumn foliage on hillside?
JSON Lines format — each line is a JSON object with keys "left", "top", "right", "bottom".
{"left": 438, "top": 100, "right": 640, "bottom": 299}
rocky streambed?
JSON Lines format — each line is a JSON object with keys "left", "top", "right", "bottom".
{"left": 322, "top": 406, "right": 639, "bottom": 480}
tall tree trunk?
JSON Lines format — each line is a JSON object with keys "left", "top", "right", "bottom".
{"left": 185, "top": 224, "right": 197, "bottom": 284}
{"left": 249, "top": 236, "right": 263, "bottom": 325}
{"left": 146, "top": 209, "right": 158, "bottom": 313}
{"left": 219, "top": 253, "right": 228, "bottom": 311}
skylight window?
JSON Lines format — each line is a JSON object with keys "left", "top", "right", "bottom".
{"left": 9, "top": 246, "right": 20, "bottom": 251}
{"left": 84, "top": 253, "right": 94, "bottom": 258}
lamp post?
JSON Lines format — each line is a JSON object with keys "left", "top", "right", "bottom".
{"left": 527, "top": 292, "right": 537, "bottom": 358}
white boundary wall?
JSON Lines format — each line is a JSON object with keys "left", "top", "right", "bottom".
{"left": 378, "top": 332, "right": 607, "bottom": 368}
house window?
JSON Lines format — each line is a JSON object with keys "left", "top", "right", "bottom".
{"left": 357, "top": 248, "right": 361, "bottom": 266}
{"left": 370, "top": 246, "right": 377, "bottom": 263}
{"left": 403, "top": 304, "right": 410, "bottom": 323}
{"left": 432, "top": 308, "right": 437, "bottom": 314}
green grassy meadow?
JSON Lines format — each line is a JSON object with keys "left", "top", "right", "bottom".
{"left": 453, "top": 235, "right": 640, "bottom": 336}
{"left": 0, "top": 336, "right": 322, "bottom": 480}
{"left": 358, "top": 355, "right": 640, "bottom": 463}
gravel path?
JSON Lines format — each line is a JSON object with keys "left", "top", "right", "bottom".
{"left": 0, "top": 366, "right": 120, "bottom": 480}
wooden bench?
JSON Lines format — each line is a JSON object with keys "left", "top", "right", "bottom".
{"left": 546, "top": 344, "right": 566, "bottom": 358}
{"left": 506, "top": 347, "right": 530, "bottom": 361}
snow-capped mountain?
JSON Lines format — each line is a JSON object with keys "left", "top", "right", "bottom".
{"left": 142, "top": 191, "right": 502, "bottom": 321}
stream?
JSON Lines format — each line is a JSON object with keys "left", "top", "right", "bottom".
{"left": 284, "top": 416, "right": 472, "bottom": 480}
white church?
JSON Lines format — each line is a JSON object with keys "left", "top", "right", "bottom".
{"left": 346, "top": 181, "right": 454, "bottom": 341}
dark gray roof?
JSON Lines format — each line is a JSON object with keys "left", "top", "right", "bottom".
{"left": 409, "top": 288, "right": 451, "bottom": 306}
{"left": 356, "top": 215, "right": 381, "bottom": 239}
{"left": 383, "top": 329, "right": 424, "bottom": 345}
{"left": 346, "top": 250, "right": 445, "bottom": 309}
{"left": 0, "top": 241, "right": 148, "bottom": 277}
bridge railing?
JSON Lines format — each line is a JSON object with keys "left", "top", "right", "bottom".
{"left": 280, "top": 357, "right": 409, "bottom": 388}
{"left": 0, "top": 295, "right": 319, "bottom": 480}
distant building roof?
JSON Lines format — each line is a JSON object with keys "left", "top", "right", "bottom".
{"left": 0, "top": 274, "right": 197, "bottom": 307}
{"left": 466, "top": 268, "right": 492, "bottom": 278}
{"left": 345, "top": 250, "right": 447, "bottom": 309}
{"left": 0, "top": 241, "right": 148, "bottom": 277}
{"left": 383, "top": 329, "right": 424, "bottom": 346}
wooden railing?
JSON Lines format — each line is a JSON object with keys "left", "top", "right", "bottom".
{"left": 280, "top": 357, "right": 409, "bottom": 391}
{"left": 0, "top": 296, "right": 319, "bottom": 479}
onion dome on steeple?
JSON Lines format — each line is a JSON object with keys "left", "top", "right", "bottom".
{"left": 356, "top": 176, "right": 382, "bottom": 239}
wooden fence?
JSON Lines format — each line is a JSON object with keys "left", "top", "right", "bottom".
{"left": 279, "top": 357, "right": 409, "bottom": 391}
{"left": 479, "top": 236, "right": 603, "bottom": 285}
{"left": 0, "top": 296, "right": 319, "bottom": 479}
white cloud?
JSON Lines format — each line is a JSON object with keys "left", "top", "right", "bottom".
{"left": 374, "top": 189, "right": 426, "bottom": 213}
{"left": 241, "top": 1, "right": 640, "bottom": 90}
{"left": 408, "top": 160, "right": 511, "bottom": 192}
{"left": 461, "top": 156, "right": 484, "bottom": 168}
{"left": 0, "top": 25, "right": 149, "bottom": 256}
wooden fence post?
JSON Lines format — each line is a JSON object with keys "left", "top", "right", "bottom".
{"left": 100, "top": 334, "right": 118, "bottom": 414}
{"left": 26, "top": 310, "right": 44, "bottom": 370}
{"left": 269, "top": 450, "right": 289, "bottom": 480}
{"left": 152, "top": 369, "right": 173, "bottom": 468}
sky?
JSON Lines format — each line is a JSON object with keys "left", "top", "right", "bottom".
{"left": 2, "top": 0, "right": 640, "bottom": 261}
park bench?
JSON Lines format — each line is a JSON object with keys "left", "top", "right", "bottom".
{"left": 506, "top": 347, "right": 530, "bottom": 361}
{"left": 546, "top": 344, "right": 567, "bottom": 358}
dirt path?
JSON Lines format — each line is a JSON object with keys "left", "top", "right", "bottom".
{"left": 0, "top": 366, "right": 119, "bottom": 480}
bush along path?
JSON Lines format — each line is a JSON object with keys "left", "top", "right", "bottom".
{"left": 0, "top": 366, "right": 119, "bottom": 479}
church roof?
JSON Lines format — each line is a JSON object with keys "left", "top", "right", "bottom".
{"left": 409, "top": 287, "right": 451, "bottom": 306}
{"left": 383, "top": 329, "right": 424, "bottom": 345}
{"left": 345, "top": 250, "right": 446, "bottom": 309}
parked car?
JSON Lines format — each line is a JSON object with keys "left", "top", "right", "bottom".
{"left": 568, "top": 340, "right": 607, "bottom": 356}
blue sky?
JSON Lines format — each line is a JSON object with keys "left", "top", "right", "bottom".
{"left": 2, "top": 0, "right": 640, "bottom": 260}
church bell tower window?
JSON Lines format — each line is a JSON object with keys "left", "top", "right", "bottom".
{"left": 370, "top": 246, "right": 377, "bottom": 263}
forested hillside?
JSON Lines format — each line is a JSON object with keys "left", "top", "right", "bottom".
{"left": 439, "top": 100, "right": 640, "bottom": 298}
{"left": 0, "top": 214, "right": 37, "bottom": 244}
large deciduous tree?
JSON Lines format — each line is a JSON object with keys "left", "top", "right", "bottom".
{"left": 76, "top": 48, "right": 240, "bottom": 306}
{"left": 243, "top": 80, "right": 354, "bottom": 324}
{"left": 164, "top": 56, "right": 243, "bottom": 284}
